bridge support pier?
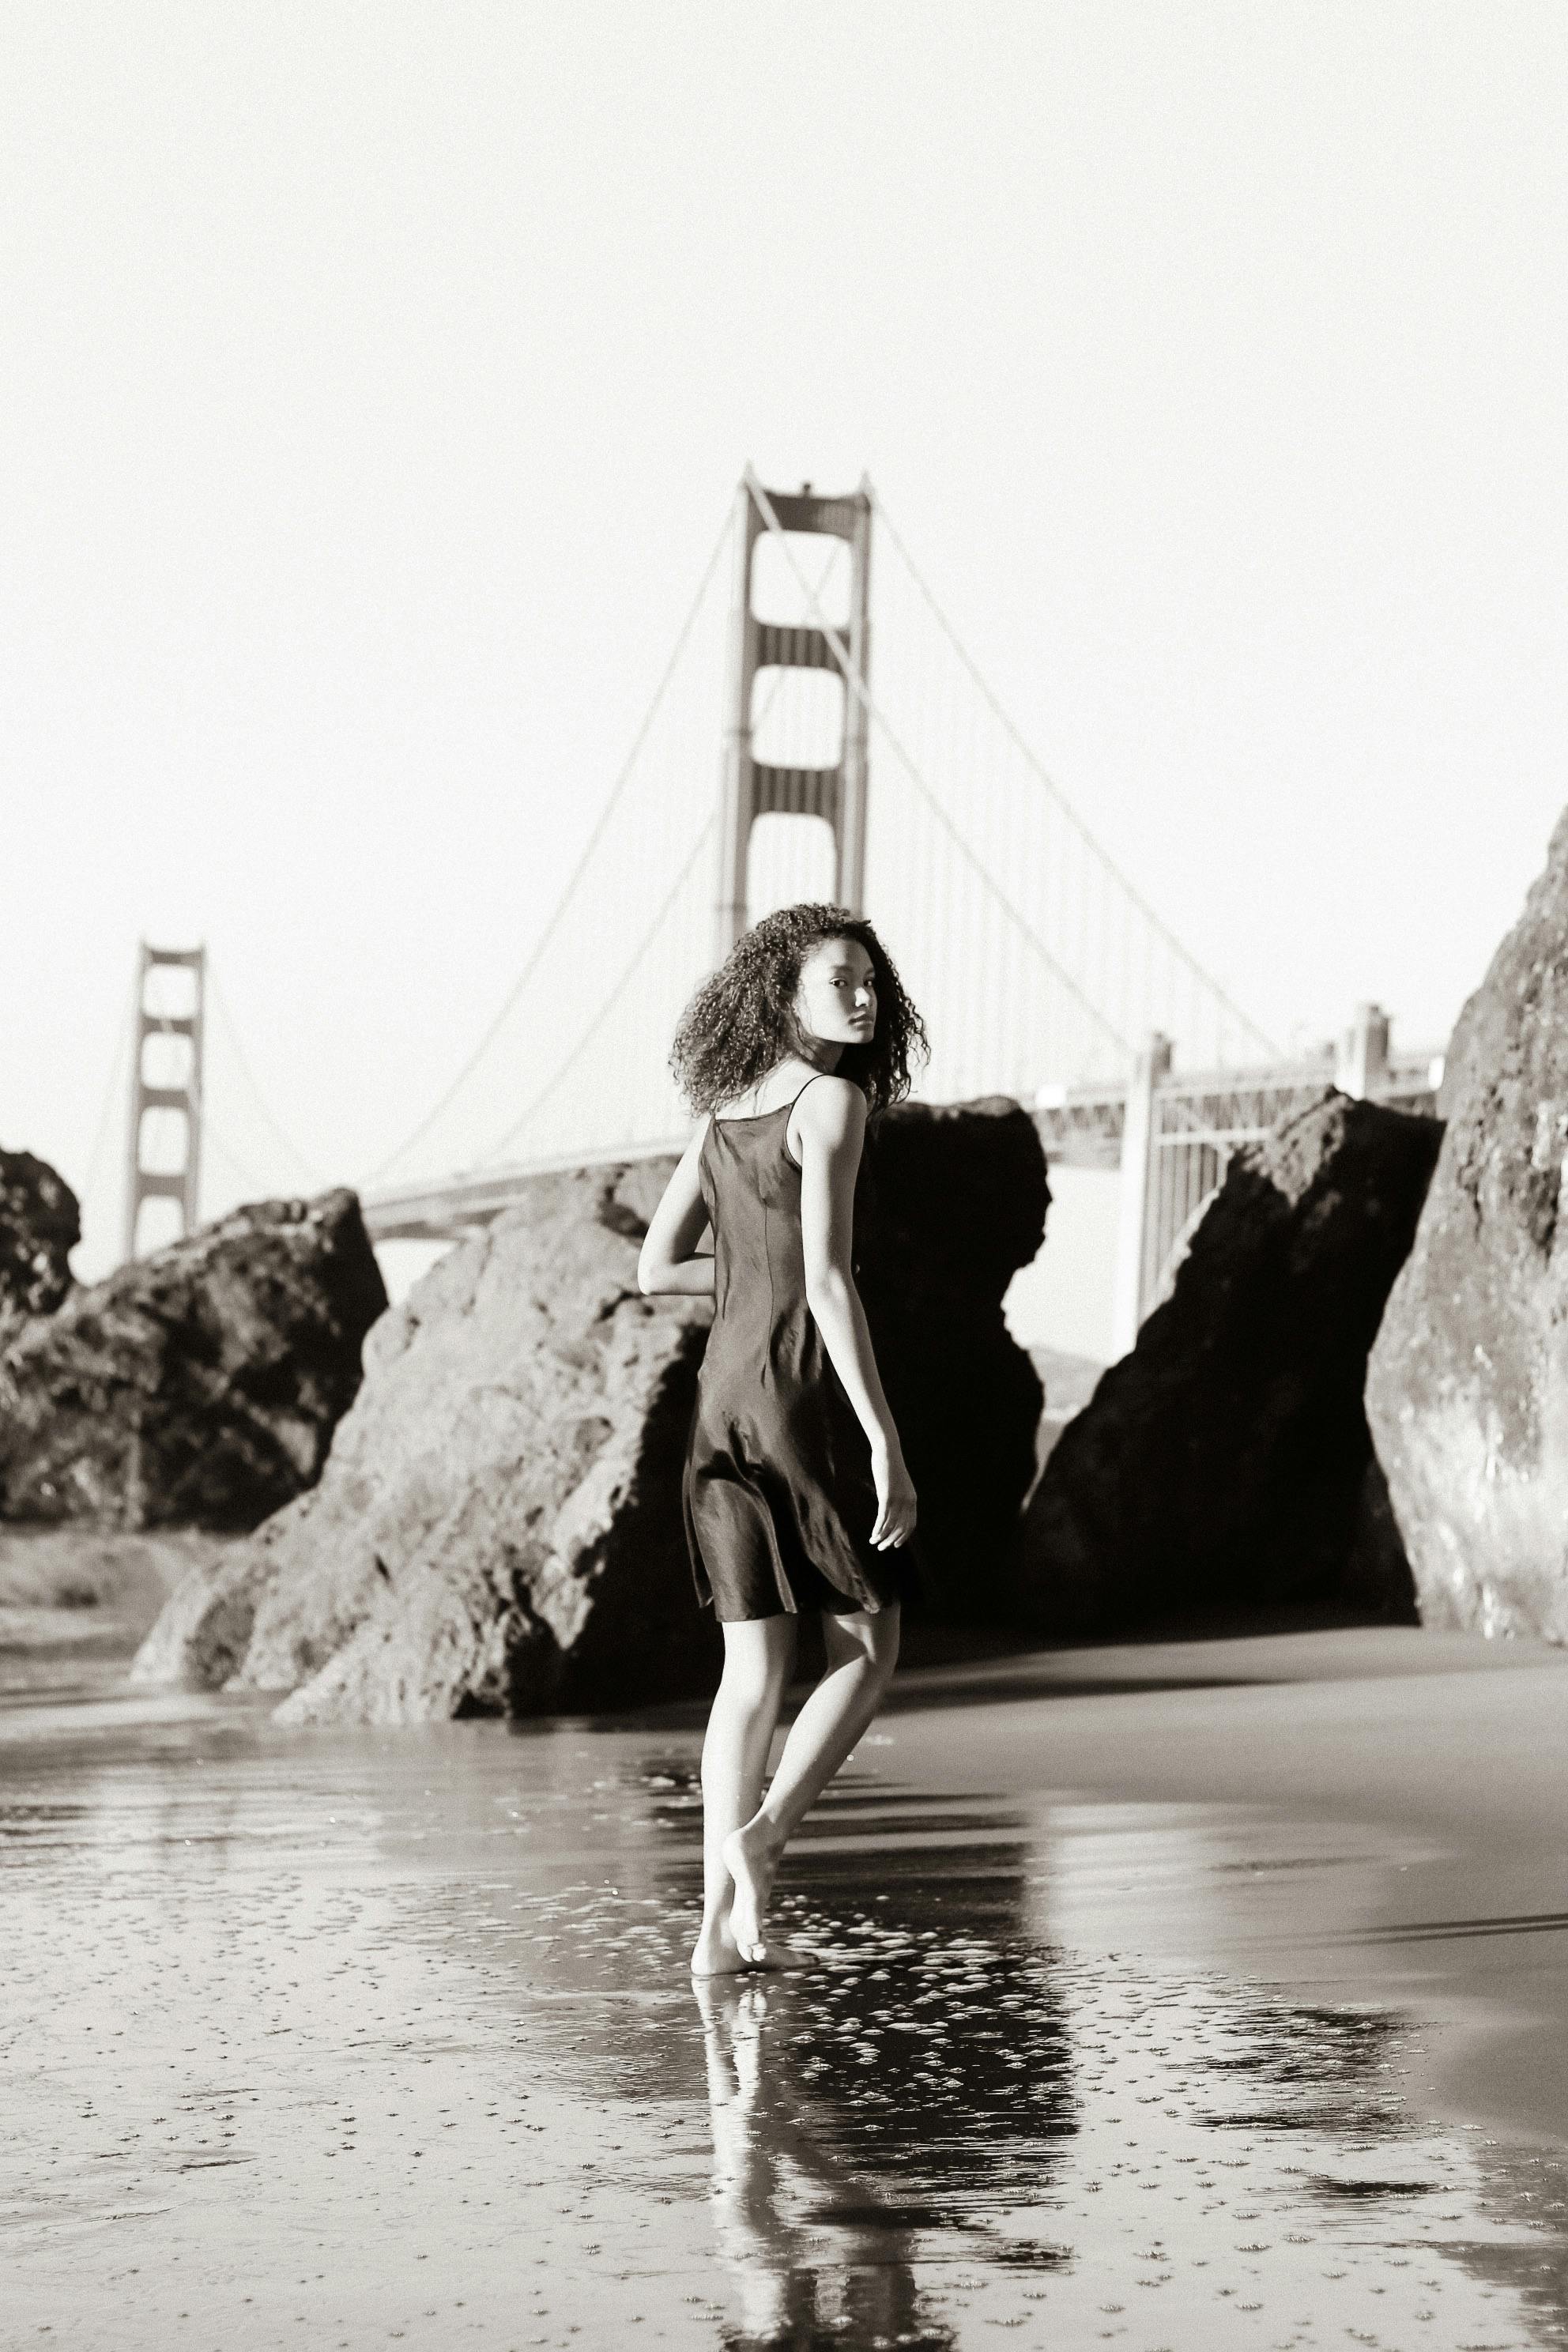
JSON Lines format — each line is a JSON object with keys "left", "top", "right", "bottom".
{"left": 1336, "top": 1001, "right": 1390, "bottom": 1097}
{"left": 1110, "top": 1031, "right": 1172, "bottom": 1359}
{"left": 714, "top": 472, "right": 873, "bottom": 966}
{"left": 122, "top": 942, "right": 205, "bottom": 1262}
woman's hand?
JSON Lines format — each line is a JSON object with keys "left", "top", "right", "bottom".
{"left": 870, "top": 1443, "right": 918, "bottom": 1551}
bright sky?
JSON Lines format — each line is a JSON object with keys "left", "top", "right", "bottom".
{"left": 5, "top": 3, "right": 1566, "bottom": 1310}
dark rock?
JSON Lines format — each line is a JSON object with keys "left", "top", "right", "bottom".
{"left": 137, "top": 1102, "right": 1050, "bottom": 1722}
{"left": 1016, "top": 1090, "right": 1441, "bottom": 1638}
{"left": 1026, "top": 1347, "right": 1106, "bottom": 1506}
{"left": 0, "top": 1189, "right": 386, "bottom": 1530}
{"left": 863, "top": 1099, "right": 1048, "bottom": 1616}
{"left": 1338, "top": 1457, "right": 1420, "bottom": 1625}
{"left": 0, "top": 1149, "right": 79, "bottom": 1325}
{"left": 1366, "top": 808, "right": 1568, "bottom": 1641}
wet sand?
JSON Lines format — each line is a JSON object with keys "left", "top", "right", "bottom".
{"left": 5, "top": 1623, "right": 1568, "bottom": 2349}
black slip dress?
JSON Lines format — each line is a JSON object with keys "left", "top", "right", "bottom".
{"left": 681, "top": 1076, "right": 907, "bottom": 1623}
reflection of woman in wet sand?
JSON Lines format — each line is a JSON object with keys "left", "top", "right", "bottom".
{"left": 639, "top": 906, "right": 927, "bottom": 1973}
{"left": 693, "top": 1976, "right": 953, "bottom": 2351}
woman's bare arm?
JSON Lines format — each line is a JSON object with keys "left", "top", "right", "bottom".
{"left": 636, "top": 1124, "right": 715, "bottom": 1297}
{"left": 793, "top": 1076, "right": 917, "bottom": 1549}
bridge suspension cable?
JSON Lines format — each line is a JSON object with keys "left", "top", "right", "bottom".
{"left": 744, "top": 470, "right": 1137, "bottom": 1069}
{"left": 870, "top": 492, "right": 1278, "bottom": 1063}
{"left": 205, "top": 965, "right": 331, "bottom": 1190}
{"left": 718, "top": 471, "right": 1277, "bottom": 1095}
{"left": 356, "top": 503, "right": 735, "bottom": 1189}
{"left": 353, "top": 525, "right": 855, "bottom": 1185}
{"left": 75, "top": 994, "right": 135, "bottom": 1238}
{"left": 179, "top": 473, "right": 1287, "bottom": 1227}
{"left": 858, "top": 492, "right": 1276, "bottom": 1087}
{"left": 480, "top": 811, "right": 716, "bottom": 1164}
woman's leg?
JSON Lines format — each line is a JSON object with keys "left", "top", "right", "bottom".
{"left": 692, "top": 1614, "right": 798, "bottom": 1975}
{"left": 724, "top": 1603, "right": 900, "bottom": 1962}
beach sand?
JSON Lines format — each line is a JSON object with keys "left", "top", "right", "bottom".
{"left": 4, "top": 1618, "right": 1567, "bottom": 2349}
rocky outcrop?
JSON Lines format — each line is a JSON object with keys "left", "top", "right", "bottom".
{"left": 862, "top": 1100, "right": 1047, "bottom": 1616}
{"left": 1016, "top": 1090, "right": 1440, "bottom": 1638}
{"left": 1367, "top": 809, "right": 1568, "bottom": 1642}
{"left": 1339, "top": 1456, "right": 1423, "bottom": 1624}
{"left": 0, "top": 1190, "right": 386, "bottom": 1530}
{"left": 129, "top": 1539, "right": 283, "bottom": 1688}
{"left": 0, "top": 1149, "right": 79, "bottom": 1327}
{"left": 137, "top": 1102, "right": 1050, "bottom": 1722}
{"left": 136, "top": 1159, "right": 716, "bottom": 1721}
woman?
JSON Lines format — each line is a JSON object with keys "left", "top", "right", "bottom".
{"left": 638, "top": 903, "right": 929, "bottom": 1975}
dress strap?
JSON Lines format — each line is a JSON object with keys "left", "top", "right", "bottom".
{"left": 782, "top": 1071, "right": 832, "bottom": 1170}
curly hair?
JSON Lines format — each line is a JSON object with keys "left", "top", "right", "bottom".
{"left": 670, "top": 903, "right": 928, "bottom": 1119}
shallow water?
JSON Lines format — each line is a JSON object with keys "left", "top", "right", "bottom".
{"left": 6, "top": 1670, "right": 1568, "bottom": 2352}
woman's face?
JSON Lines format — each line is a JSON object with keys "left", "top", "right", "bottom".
{"left": 793, "top": 936, "right": 878, "bottom": 1048}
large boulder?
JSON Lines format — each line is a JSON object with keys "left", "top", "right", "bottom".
{"left": 861, "top": 1099, "right": 1047, "bottom": 1616}
{"left": 0, "top": 1189, "right": 386, "bottom": 1530}
{"left": 1015, "top": 1090, "right": 1441, "bottom": 1638}
{"left": 1367, "top": 809, "right": 1568, "bottom": 1641}
{"left": 136, "top": 1159, "right": 716, "bottom": 1721}
{"left": 136, "top": 1102, "right": 1050, "bottom": 1722}
{"left": 0, "top": 1149, "right": 79, "bottom": 1327}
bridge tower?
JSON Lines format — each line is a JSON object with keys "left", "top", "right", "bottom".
{"left": 714, "top": 471, "right": 873, "bottom": 963}
{"left": 122, "top": 942, "right": 206, "bottom": 1261}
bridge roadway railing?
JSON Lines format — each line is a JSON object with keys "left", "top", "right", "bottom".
{"left": 1059, "top": 1026, "right": 1442, "bottom": 1357}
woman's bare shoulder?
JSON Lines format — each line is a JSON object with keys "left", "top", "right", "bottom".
{"left": 794, "top": 1072, "right": 867, "bottom": 1138}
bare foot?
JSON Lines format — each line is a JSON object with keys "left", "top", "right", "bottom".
{"left": 690, "top": 1915, "right": 750, "bottom": 1976}
{"left": 722, "top": 1818, "right": 782, "bottom": 1963}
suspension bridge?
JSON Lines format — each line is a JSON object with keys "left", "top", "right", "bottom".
{"left": 94, "top": 471, "right": 1441, "bottom": 1355}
